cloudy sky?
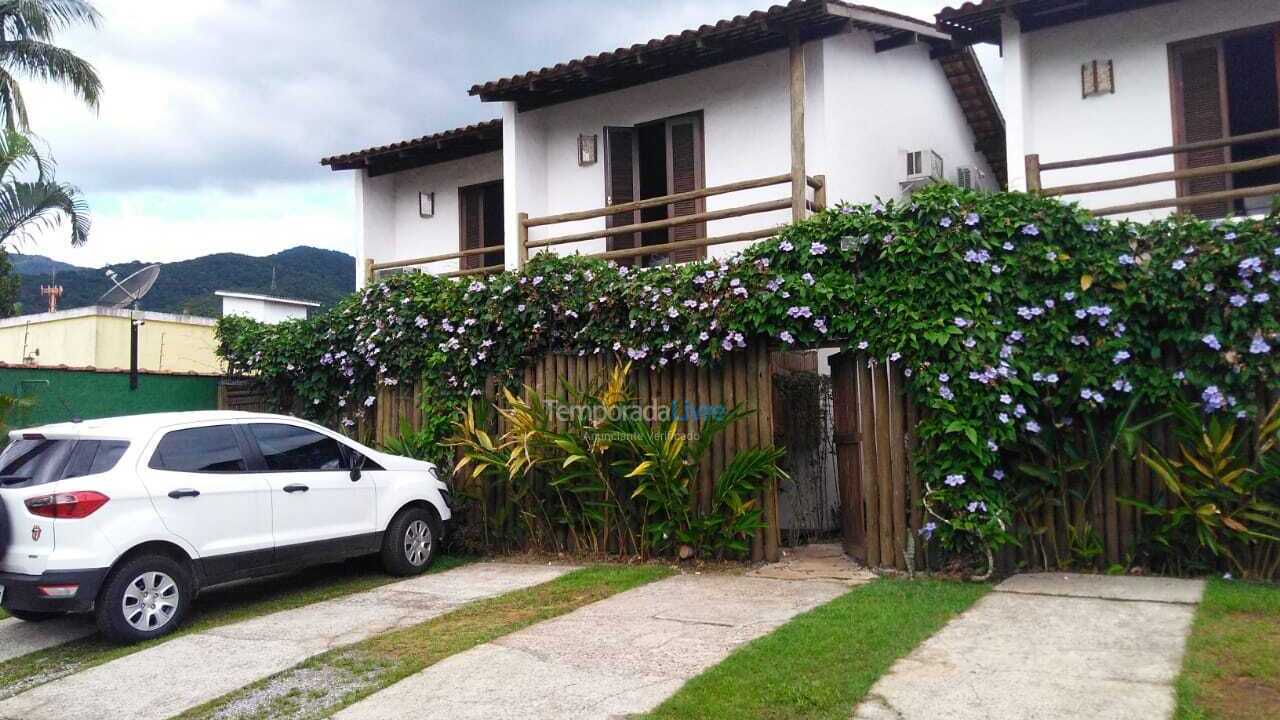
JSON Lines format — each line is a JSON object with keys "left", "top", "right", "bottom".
{"left": 19, "top": 0, "right": 997, "bottom": 268}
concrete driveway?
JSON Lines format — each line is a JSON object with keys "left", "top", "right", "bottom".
{"left": 333, "top": 573, "right": 852, "bottom": 720}
{"left": 852, "top": 573, "right": 1206, "bottom": 720}
{"left": 0, "top": 615, "right": 96, "bottom": 663}
{"left": 0, "top": 562, "right": 573, "bottom": 720}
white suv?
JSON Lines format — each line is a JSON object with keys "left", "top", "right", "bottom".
{"left": 0, "top": 411, "right": 452, "bottom": 643}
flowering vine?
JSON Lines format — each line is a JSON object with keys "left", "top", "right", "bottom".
{"left": 218, "top": 185, "right": 1280, "bottom": 559}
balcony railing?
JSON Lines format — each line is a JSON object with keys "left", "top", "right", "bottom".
{"left": 517, "top": 172, "right": 826, "bottom": 265}
{"left": 362, "top": 173, "right": 826, "bottom": 284}
{"left": 1026, "top": 128, "right": 1280, "bottom": 217}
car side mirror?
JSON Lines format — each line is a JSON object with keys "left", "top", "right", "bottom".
{"left": 349, "top": 451, "right": 366, "bottom": 481}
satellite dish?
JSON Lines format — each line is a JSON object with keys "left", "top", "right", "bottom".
{"left": 98, "top": 264, "right": 160, "bottom": 308}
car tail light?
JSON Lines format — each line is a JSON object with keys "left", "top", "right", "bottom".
{"left": 25, "top": 491, "right": 110, "bottom": 519}
{"left": 36, "top": 584, "right": 79, "bottom": 598}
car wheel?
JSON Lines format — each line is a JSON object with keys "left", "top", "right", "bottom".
{"left": 95, "top": 554, "right": 192, "bottom": 644}
{"left": 381, "top": 506, "right": 440, "bottom": 576}
{"left": 7, "top": 609, "right": 67, "bottom": 622}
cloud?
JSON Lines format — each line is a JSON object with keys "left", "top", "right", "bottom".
{"left": 16, "top": 0, "right": 998, "bottom": 266}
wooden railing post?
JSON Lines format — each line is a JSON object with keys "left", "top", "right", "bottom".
{"left": 517, "top": 212, "right": 529, "bottom": 267}
{"left": 364, "top": 258, "right": 374, "bottom": 286}
{"left": 789, "top": 30, "right": 806, "bottom": 222}
{"left": 1025, "top": 153, "right": 1041, "bottom": 193}
{"left": 813, "top": 174, "right": 827, "bottom": 212}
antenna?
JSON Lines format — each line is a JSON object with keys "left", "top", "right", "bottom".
{"left": 98, "top": 264, "right": 161, "bottom": 392}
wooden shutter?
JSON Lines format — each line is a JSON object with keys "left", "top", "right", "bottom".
{"left": 604, "top": 126, "right": 639, "bottom": 255}
{"left": 481, "top": 182, "right": 504, "bottom": 270}
{"left": 460, "top": 185, "right": 484, "bottom": 270}
{"left": 1172, "top": 41, "right": 1230, "bottom": 218}
{"left": 666, "top": 114, "right": 705, "bottom": 263}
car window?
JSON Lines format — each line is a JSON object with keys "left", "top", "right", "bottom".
{"left": 248, "top": 423, "right": 346, "bottom": 472}
{"left": 62, "top": 440, "right": 130, "bottom": 480}
{"left": 0, "top": 438, "right": 76, "bottom": 488}
{"left": 149, "top": 426, "right": 247, "bottom": 472}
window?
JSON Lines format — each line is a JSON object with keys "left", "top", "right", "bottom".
{"left": 0, "top": 438, "right": 76, "bottom": 488}
{"left": 150, "top": 426, "right": 247, "bottom": 472}
{"left": 248, "top": 423, "right": 346, "bottom": 472}
{"left": 459, "top": 180, "right": 504, "bottom": 271}
{"left": 62, "top": 440, "right": 130, "bottom": 480}
{"left": 605, "top": 113, "right": 705, "bottom": 266}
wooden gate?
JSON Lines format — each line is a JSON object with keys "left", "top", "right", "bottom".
{"left": 829, "top": 353, "right": 922, "bottom": 570}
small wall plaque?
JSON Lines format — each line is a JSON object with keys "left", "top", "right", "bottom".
{"left": 419, "top": 191, "right": 434, "bottom": 218}
{"left": 578, "top": 133, "right": 598, "bottom": 166}
{"left": 1082, "top": 59, "right": 1115, "bottom": 98}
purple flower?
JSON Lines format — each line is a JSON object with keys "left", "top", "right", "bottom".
{"left": 939, "top": 384, "right": 955, "bottom": 401}
{"left": 1002, "top": 241, "right": 1015, "bottom": 251}
{"left": 1118, "top": 254, "right": 1136, "bottom": 266}
{"left": 1024, "top": 420, "right": 1041, "bottom": 433}
{"left": 1021, "top": 224, "right": 1041, "bottom": 236}
{"left": 779, "top": 240, "right": 794, "bottom": 252}
{"left": 939, "top": 216, "right": 953, "bottom": 228}
{"left": 1230, "top": 294, "right": 1248, "bottom": 307}
{"left": 966, "top": 501, "right": 987, "bottom": 513}
{"left": 944, "top": 474, "right": 966, "bottom": 487}
{"left": 779, "top": 331, "right": 795, "bottom": 344}
{"left": 1112, "top": 350, "right": 1131, "bottom": 364}
{"left": 965, "top": 212, "right": 980, "bottom": 227}
{"left": 810, "top": 242, "right": 828, "bottom": 256}
{"left": 919, "top": 522, "right": 937, "bottom": 540}
{"left": 1171, "top": 259, "right": 1187, "bottom": 271}
{"left": 954, "top": 316, "right": 971, "bottom": 328}
{"left": 1202, "top": 385, "right": 1227, "bottom": 412}
{"left": 1112, "top": 378, "right": 1133, "bottom": 393}
{"left": 993, "top": 469, "right": 1005, "bottom": 480}
{"left": 1202, "top": 334, "right": 1222, "bottom": 350}
{"left": 1254, "top": 292, "right": 1270, "bottom": 304}
{"left": 1250, "top": 335, "right": 1271, "bottom": 354}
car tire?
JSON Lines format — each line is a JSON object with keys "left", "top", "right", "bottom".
{"left": 95, "top": 554, "right": 192, "bottom": 644}
{"left": 381, "top": 506, "right": 440, "bottom": 576}
{"left": 7, "top": 609, "right": 67, "bottom": 622}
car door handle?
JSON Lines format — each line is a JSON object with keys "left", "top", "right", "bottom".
{"left": 283, "top": 484, "right": 310, "bottom": 494}
{"left": 168, "top": 489, "right": 200, "bottom": 499}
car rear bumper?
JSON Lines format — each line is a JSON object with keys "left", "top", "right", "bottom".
{"left": 0, "top": 568, "right": 109, "bottom": 614}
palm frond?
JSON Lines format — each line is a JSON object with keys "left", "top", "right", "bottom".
{"left": 0, "top": 38, "right": 100, "bottom": 111}
{"left": 0, "top": 68, "right": 27, "bottom": 131}
{"left": 0, "top": 176, "right": 88, "bottom": 246}
{"left": 0, "top": 0, "right": 101, "bottom": 41}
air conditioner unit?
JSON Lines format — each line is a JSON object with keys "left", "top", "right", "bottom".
{"left": 904, "top": 149, "right": 944, "bottom": 183}
{"left": 956, "top": 166, "right": 974, "bottom": 190}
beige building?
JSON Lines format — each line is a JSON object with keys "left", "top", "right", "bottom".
{"left": 0, "top": 306, "right": 222, "bottom": 374}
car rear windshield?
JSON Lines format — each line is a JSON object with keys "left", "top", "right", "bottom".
{"left": 0, "top": 437, "right": 130, "bottom": 489}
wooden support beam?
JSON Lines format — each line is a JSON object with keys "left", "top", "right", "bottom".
{"left": 874, "top": 31, "right": 918, "bottom": 53}
{"left": 516, "top": 212, "right": 529, "bottom": 267}
{"left": 1025, "top": 154, "right": 1041, "bottom": 192}
{"left": 789, "top": 31, "right": 806, "bottom": 222}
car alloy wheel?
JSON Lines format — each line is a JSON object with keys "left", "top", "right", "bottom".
{"left": 121, "top": 571, "right": 180, "bottom": 633}
{"left": 403, "top": 519, "right": 433, "bottom": 567}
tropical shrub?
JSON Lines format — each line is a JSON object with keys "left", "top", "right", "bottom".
{"left": 448, "top": 364, "right": 781, "bottom": 559}
{"left": 218, "top": 185, "right": 1280, "bottom": 573}
{"left": 1128, "top": 399, "right": 1280, "bottom": 580}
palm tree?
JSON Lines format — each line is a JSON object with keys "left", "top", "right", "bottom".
{"left": 0, "top": 0, "right": 103, "bottom": 131}
{"left": 0, "top": 128, "right": 87, "bottom": 246}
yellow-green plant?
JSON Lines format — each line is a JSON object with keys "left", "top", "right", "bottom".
{"left": 1128, "top": 399, "right": 1280, "bottom": 579}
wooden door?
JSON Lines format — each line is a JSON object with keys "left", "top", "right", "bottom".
{"left": 828, "top": 353, "right": 866, "bottom": 561}
{"left": 604, "top": 126, "right": 639, "bottom": 256}
{"left": 1171, "top": 39, "right": 1231, "bottom": 218}
{"left": 665, "top": 114, "right": 705, "bottom": 263}
{"left": 459, "top": 181, "right": 503, "bottom": 270}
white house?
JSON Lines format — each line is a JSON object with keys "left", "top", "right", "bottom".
{"left": 215, "top": 291, "right": 320, "bottom": 324}
{"left": 322, "top": 0, "right": 1005, "bottom": 287}
{"left": 939, "top": 0, "right": 1280, "bottom": 221}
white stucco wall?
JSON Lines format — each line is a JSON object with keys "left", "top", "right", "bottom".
{"left": 220, "top": 296, "right": 311, "bottom": 324}
{"left": 1008, "top": 0, "right": 1280, "bottom": 219}
{"left": 354, "top": 27, "right": 998, "bottom": 278}
{"left": 821, "top": 31, "right": 997, "bottom": 208}
{"left": 356, "top": 151, "right": 503, "bottom": 286}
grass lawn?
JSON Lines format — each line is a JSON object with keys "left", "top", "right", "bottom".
{"left": 640, "top": 577, "right": 988, "bottom": 720}
{"left": 0, "top": 554, "right": 468, "bottom": 700}
{"left": 1175, "top": 578, "right": 1280, "bottom": 720}
{"left": 177, "top": 564, "right": 673, "bottom": 720}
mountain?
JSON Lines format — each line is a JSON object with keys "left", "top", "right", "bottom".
{"left": 10, "top": 254, "right": 88, "bottom": 276}
{"left": 11, "top": 246, "right": 355, "bottom": 317}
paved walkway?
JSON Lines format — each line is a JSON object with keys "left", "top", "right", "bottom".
{"left": 0, "top": 562, "right": 573, "bottom": 720}
{"left": 852, "top": 573, "right": 1206, "bottom": 720}
{"left": 0, "top": 616, "right": 96, "bottom": 663}
{"left": 334, "top": 573, "right": 849, "bottom": 720}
